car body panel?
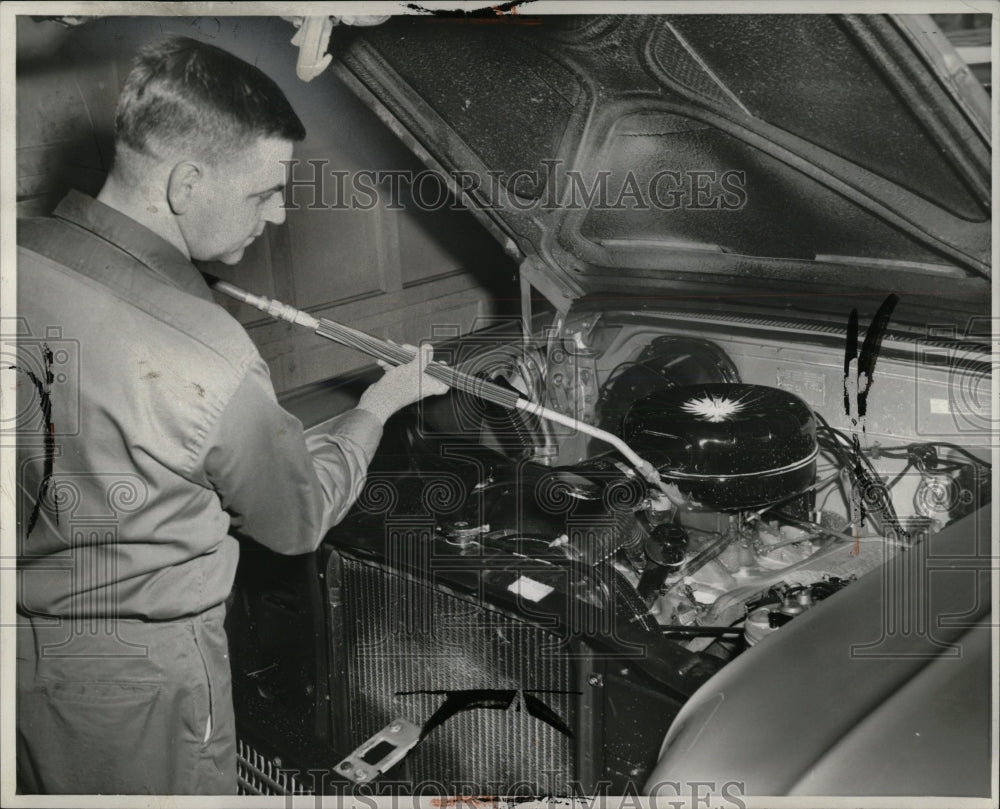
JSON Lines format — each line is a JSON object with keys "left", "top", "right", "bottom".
{"left": 331, "top": 12, "right": 991, "bottom": 320}
{"left": 644, "top": 504, "right": 992, "bottom": 796}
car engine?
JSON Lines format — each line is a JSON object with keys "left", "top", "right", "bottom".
{"left": 428, "top": 323, "right": 990, "bottom": 660}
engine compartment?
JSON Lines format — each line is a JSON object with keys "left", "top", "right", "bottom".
{"left": 413, "top": 307, "right": 992, "bottom": 661}
{"left": 230, "top": 305, "right": 991, "bottom": 794}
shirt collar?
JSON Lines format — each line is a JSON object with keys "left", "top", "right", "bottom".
{"left": 52, "top": 190, "right": 216, "bottom": 302}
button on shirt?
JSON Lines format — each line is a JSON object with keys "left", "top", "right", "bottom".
{"left": 16, "top": 191, "right": 383, "bottom": 620}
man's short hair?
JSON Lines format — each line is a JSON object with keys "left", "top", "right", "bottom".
{"left": 114, "top": 36, "right": 306, "bottom": 167}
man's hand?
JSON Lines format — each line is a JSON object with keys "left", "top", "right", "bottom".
{"left": 356, "top": 343, "right": 450, "bottom": 424}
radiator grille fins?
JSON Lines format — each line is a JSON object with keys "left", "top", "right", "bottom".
{"left": 236, "top": 737, "right": 308, "bottom": 796}
{"left": 339, "top": 557, "right": 577, "bottom": 792}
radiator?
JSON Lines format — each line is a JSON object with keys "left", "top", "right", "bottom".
{"left": 329, "top": 552, "right": 584, "bottom": 794}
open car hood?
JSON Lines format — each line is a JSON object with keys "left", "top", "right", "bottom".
{"left": 331, "top": 13, "right": 991, "bottom": 312}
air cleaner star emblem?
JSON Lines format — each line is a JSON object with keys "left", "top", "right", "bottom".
{"left": 681, "top": 393, "right": 746, "bottom": 423}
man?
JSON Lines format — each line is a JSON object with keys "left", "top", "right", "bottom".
{"left": 15, "top": 36, "right": 447, "bottom": 795}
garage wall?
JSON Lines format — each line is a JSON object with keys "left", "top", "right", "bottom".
{"left": 15, "top": 15, "right": 519, "bottom": 395}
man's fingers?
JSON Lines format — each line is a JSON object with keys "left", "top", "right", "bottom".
{"left": 419, "top": 343, "right": 434, "bottom": 369}
{"left": 422, "top": 345, "right": 449, "bottom": 395}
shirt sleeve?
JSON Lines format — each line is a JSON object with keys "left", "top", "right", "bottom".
{"left": 200, "top": 356, "right": 383, "bottom": 555}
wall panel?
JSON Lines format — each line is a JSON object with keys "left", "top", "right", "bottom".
{"left": 15, "top": 14, "right": 519, "bottom": 397}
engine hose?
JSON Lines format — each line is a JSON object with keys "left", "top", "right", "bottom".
{"left": 611, "top": 564, "right": 660, "bottom": 632}
{"left": 481, "top": 373, "right": 542, "bottom": 458}
{"left": 503, "top": 403, "right": 536, "bottom": 455}
{"left": 638, "top": 564, "right": 673, "bottom": 601}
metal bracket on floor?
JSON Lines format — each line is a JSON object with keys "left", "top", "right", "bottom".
{"left": 334, "top": 717, "right": 421, "bottom": 784}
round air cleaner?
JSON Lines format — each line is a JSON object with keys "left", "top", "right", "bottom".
{"left": 621, "top": 383, "right": 818, "bottom": 510}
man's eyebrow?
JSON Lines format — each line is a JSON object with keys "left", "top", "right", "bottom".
{"left": 249, "top": 183, "right": 285, "bottom": 198}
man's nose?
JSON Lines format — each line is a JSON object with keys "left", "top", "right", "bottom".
{"left": 264, "top": 194, "right": 287, "bottom": 226}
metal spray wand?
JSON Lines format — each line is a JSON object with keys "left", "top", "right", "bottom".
{"left": 212, "top": 280, "right": 668, "bottom": 492}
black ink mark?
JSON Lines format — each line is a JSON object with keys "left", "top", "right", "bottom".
{"left": 10, "top": 343, "right": 57, "bottom": 536}
{"left": 397, "top": 688, "right": 578, "bottom": 740}
{"left": 844, "top": 294, "right": 899, "bottom": 426}
{"left": 842, "top": 294, "right": 905, "bottom": 550}
{"left": 843, "top": 307, "right": 859, "bottom": 421}
{"left": 405, "top": 0, "right": 535, "bottom": 18}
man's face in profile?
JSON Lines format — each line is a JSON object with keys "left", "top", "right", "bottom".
{"left": 180, "top": 137, "right": 294, "bottom": 265}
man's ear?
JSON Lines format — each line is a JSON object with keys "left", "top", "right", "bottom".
{"left": 167, "top": 161, "right": 203, "bottom": 215}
